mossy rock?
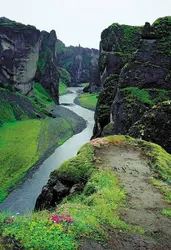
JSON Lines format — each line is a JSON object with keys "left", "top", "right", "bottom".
{"left": 51, "top": 144, "right": 95, "bottom": 184}
{"left": 101, "top": 23, "right": 142, "bottom": 53}
{"left": 129, "top": 101, "right": 171, "bottom": 154}
{"left": 93, "top": 74, "right": 119, "bottom": 137}
{"left": 119, "top": 61, "right": 171, "bottom": 90}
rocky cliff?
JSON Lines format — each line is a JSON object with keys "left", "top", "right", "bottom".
{"left": 56, "top": 40, "right": 99, "bottom": 86}
{"left": 35, "top": 30, "right": 59, "bottom": 103}
{"left": 93, "top": 17, "right": 171, "bottom": 154}
{"left": 0, "top": 17, "right": 40, "bottom": 96}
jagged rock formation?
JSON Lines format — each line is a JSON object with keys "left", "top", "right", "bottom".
{"left": 35, "top": 30, "right": 59, "bottom": 103}
{"left": 56, "top": 40, "right": 99, "bottom": 85}
{"left": 93, "top": 23, "right": 142, "bottom": 137}
{"left": 93, "top": 17, "right": 171, "bottom": 154}
{"left": 0, "top": 17, "right": 40, "bottom": 96}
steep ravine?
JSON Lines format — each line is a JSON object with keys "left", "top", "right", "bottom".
{"left": 0, "top": 87, "right": 94, "bottom": 214}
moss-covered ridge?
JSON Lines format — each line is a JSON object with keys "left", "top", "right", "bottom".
{"left": 3, "top": 136, "right": 169, "bottom": 249}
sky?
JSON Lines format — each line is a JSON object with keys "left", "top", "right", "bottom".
{"left": 0, "top": 0, "right": 171, "bottom": 49}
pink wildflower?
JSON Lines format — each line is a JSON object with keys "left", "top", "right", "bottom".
{"left": 50, "top": 214, "right": 74, "bottom": 224}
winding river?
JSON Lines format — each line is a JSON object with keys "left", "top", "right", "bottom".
{"left": 0, "top": 87, "right": 94, "bottom": 214}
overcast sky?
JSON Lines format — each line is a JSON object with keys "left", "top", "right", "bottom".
{"left": 1, "top": 0, "right": 171, "bottom": 49}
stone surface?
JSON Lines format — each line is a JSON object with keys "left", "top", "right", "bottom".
{"left": 56, "top": 40, "right": 99, "bottom": 86}
{"left": 36, "top": 30, "right": 59, "bottom": 103}
{"left": 93, "top": 16, "right": 171, "bottom": 147}
{"left": 0, "top": 18, "right": 40, "bottom": 96}
{"left": 129, "top": 101, "right": 171, "bottom": 154}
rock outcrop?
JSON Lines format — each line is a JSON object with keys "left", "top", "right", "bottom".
{"left": 93, "top": 17, "right": 171, "bottom": 154}
{"left": 93, "top": 23, "right": 142, "bottom": 137}
{"left": 56, "top": 40, "right": 99, "bottom": 86}
{"left": 0, "top": 17, "right": 40, "bottom": 96}
{"left": 35, "top": 30, "right": 59, "bottom": 104}
{"left": 129, "top": 101, "right": 171, "bottom": 154}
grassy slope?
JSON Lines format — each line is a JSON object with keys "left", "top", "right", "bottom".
{"left": 59, "top": 80, "right": 69, "bottom": 95}
{"left": 80, "top": 83, "right": 89, "bottom": 87}
{"left": 0, "top": 120, "right": 41, "bottom": 201}
{"left": 0, "top": 83, "right": 82, "bottom": 202}
{"left": 77, "top": 93, "right": 98, "bottom": 110}
{"left": 33, "top": 82, "right": 54, "bottom": 107}
{"left": 1, "top": 135, "right": 170, "bottom": 249}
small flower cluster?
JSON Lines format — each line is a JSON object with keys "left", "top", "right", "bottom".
{"left": 5, "top": 213, "right": 19, "bottom": 224}
{"left": 51, "top": 214, "right": 74, "bottom": 224}
{"left": 89, "top": 138, "right": 109, "bottom": 148}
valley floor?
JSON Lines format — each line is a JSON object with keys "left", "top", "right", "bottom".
{"left": 0, "top": 105, "right": 85, "bottom": 203}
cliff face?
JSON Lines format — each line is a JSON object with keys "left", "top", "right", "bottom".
{"left": 93, "top": 17, "right": 171, "bottom": 154}
{"left": 93, "top": 23, "right": 142, "bottom": 137}
{"left": 36, "top": 30, "right": 59, "bottom": 103}
{"left": 0, "top": 17, "right": 40, "bottom": 96}
{"left": 56, "top": 40, "right": 99, "bottom": 86}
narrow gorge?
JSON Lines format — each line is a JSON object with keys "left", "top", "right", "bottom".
{"left": 0, "top": 15, "right": 171, "bottom": 250}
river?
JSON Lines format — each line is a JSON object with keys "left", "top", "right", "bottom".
{"left": 0, "top": 87, "right": 94, "bottom": 214}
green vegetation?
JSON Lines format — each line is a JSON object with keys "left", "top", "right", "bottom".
{"left": 0, "top": 21, "right": 36, "bottom": 30}
{"left": 33, "top": 82, "right": 54, "bottom": 107}
{"left": 37, "top": 47, "right": 49, "bottom": 74}
{"left": 58, "top": 67, "right": 71, "bottom": 86}
{"left": 0, "top": 137, "right": 148, "bottom": 249}
{"left": 0, "top": 84, "right": 84, "bottom": 202}
{"left": 59, "top": 80, "right": 69, "bottom": 95}
{"left": 0, "top": 113, "right": 82, "bottom": 202}
{"left": 52, "top": 144, "right": 95, "bottom": 183}
{"left": 0, "top": 120, "right": 41, "bottom": 201}
{"left": 102, "top": 23, "right": 142, "bottom": 53}
{"left": 58, "top": 67, "right": 71, "bottom": 95}
{"left": 161, "top": 209, "right": 171, "bottom": 217}
{"left": 0, "top": 100, "right": 16, "bottom": 123}
{"left": 153, "top": 16, "right": 171, "bottom": 26}
{"left": 122, "top": 87, "right": 171, "bottom": 105}
{"left": 1, "top": 136, "right": 171, "bottom": 249}
{"left": 80, "top": 83, "right": 89, "bottom": 87}
{"left": 77, "top": 93, "right": 98, "bottom": 110}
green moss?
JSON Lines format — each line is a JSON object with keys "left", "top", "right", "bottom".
{"left": 101, "top": 23, "right": 142, "bottom": 53}
{"left": 153, "top": 16, "right": 171, "bottom": 26}
{"left": 37, "top": 48, "right": 49, "bottom": 74}
{"left": 58, "top": 67, "right": 71, "bottom": 86}
{"left": 80, "top": 83, "right": 89, "bottom": 87}
{"left": 122, "top": 87, "right": 153, "bottom": 105}
{"left": 122, "top": 87, "right": 171, "bottom": 105}
{"left": 59, "top": 80, "right": 69, "bottom": 95}
{"left": 77, "top": 93, "right": 98, "bottom": 110}
{"left": 33, "top": 82, "right": 54, "bottom": 107}
{"left": 0, "top": 101, "right": 16, "bottom": 123}
{"left": 52, "top": 144, "right": 95, "bottom": 184}
{"left": 0, "top": 21, "right": 36, "bottom": 30}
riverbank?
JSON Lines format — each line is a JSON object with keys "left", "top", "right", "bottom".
{"left": 0, "top": 88, "right": 94, "bottom": 214}
{"left": 0, "top": 97, "right": 86, "bottom": 203}
{"left": 74, "top": 92, "right": 99, "bottom": 111}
